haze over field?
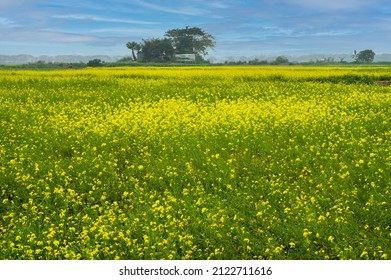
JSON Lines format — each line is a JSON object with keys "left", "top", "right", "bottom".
{"left": 1, "top": 0, "right": 390, "bottom": 61}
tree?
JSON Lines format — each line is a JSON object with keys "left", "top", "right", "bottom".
{"left": 164, "top": 26, "right": 215, "bottom": 57}
{"left": 353, "top": 49, "right": 375, "bottom": 63}
{"left": 87, "top": 59, "right": 103, "bottom": 67}
{"left": 140, "top": 38, "right": 175, "bottom": 62}
{"left": 273, "top": 56, "right": 289, "bottom": 65}
{"left": 126, "top": 41, "right": 142, "bottom": 61}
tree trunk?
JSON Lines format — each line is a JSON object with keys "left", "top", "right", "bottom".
{"left": 132, "top": 49, "right": 137, "bottom": 61}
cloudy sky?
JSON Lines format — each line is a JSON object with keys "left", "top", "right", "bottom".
{"left": 1, "top": 0, "right": 390, "bottom": 59}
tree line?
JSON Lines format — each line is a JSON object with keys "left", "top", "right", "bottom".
{"left": 222, "top": 50, "right": 377, "bottom": 65}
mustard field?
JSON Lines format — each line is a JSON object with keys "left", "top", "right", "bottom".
{"left": 0, "top": 66, "right": 390, "bottom": 259}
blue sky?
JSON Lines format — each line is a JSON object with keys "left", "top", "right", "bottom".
{"left": 1, "top": 0, "right": 390, "bottom": 59}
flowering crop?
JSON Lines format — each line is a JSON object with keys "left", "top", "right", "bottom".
{"left": 0, "top": 66, "right": 390, "bottom": 259}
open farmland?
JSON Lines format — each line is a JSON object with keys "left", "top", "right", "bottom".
{"left": 0, "top": 66, "right": 390, "bottom": 260}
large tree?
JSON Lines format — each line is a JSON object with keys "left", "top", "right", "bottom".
{"left": 164, "top": 26, "right": 215, "bottom": 57}
{"left": 140, "top": 38, "right": 175, "bottom": 62}
{"left": 354, "top": 49, "right": 375, "bottom": 63}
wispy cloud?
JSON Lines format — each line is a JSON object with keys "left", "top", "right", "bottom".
{"left": 53, "top": 14, "right": 159, "bottom": 25}
{"left": 2, "top": 29, "right": 100, "bottom": 43}
{"left": 134, "top": 0, "right": 206, "bottom": 16}
{"left": 208, "top": 2, "right": 230, "bottom": 9}
{"left": 0, "top": 17, "right": 20, "bottom": 28}
{"left": 311, "top": 30, "right": 359, "bottom": 37}
{"left": 1, "top": 0, "right": 390, "bottom": 57}
{"left": 89, "top": 27, "right": 165, "bottom": 34}
{"left": 197, "top": 0, "right": 232, "bottom": 9}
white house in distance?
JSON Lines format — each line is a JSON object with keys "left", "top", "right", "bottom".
{"left": 174, "top": 54, "right": 196, "bottom": 63}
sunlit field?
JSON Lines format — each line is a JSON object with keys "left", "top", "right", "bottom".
{"left": 0, "top": 66, "right": 390, "bottom": 260}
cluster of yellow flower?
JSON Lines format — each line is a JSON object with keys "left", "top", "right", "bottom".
{"left": 0, "top": 66, "right": 389, "bottom": 259}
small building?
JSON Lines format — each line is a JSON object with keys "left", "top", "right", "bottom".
{"left": 174, "top": 54, "right": 196, "bottom": 63}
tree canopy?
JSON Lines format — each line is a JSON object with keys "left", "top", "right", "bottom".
{"left": 126, "top": 26, "right": 215, "bottom": 63}
{"left": 164, "top": 26, "right": 215, "bottom": 56}
{"left": 126, "top": 41, "right": 142, "bottom": 61}
{"left": 353, "top": 49, "right": 376, "bottom": 63}
{"left": 140, "top": 38, "right": 174, "bottom": 62}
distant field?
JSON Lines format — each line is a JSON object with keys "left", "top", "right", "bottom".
{"left": 0, "top": 66, "right": 390, "bottom": 259}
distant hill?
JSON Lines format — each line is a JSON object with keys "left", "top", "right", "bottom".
{"left": 375, "top": 53, "right": 391, "bottom": 62}
{"left": 0, "top": 54, "right": 125, "bottom": 64}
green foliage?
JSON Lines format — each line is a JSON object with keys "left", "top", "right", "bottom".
{"left": 0, "top": 61, "right": 86, "bottom": 69}
{"left": 247, "top": 58, "right": 268, "bottom": 65}
{"left": 87, "top": 59, "right": 104, "bottom": 67}
{"left": 354, "top": 49, "right": 376, "bottom": 63}
{"left": 303, "top": 74, "right": 391, "bottom": 84}
{"left": 164, "top": 26, "right": 215, "bottom": 56}
{"left": 126, "top": 26, "right": 215, "bottom": 63}
{"left": 140, "top": 38, "right": 175, "bottom": 62}
{"left": 273, "top": 56, "right": 289, "bottom": 65}
{"left": 126, "top": 42, "right": 142, "bottom": 61}
{"left": 115, "top": 56, "right": 133, "bottom": 63}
